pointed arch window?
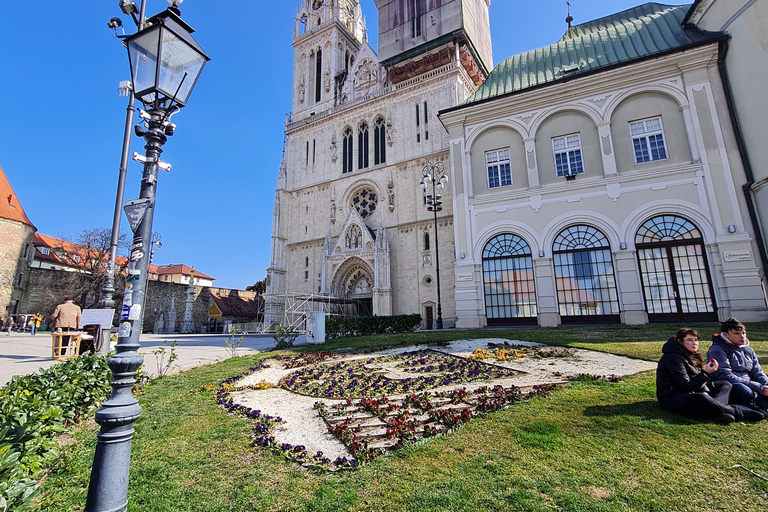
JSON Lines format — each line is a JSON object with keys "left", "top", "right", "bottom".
{"left": 358, "top": 121, "right": 369, "bottom": 170}
{"left": 424, "top": 231, "right": 430, "bottom": 251}
{"left": 374, "top": 116, "right": 386, "bottom": 165}
{"left": 342, "top": 127, "right": 353, "bottom": 174}
{"left": 553, "top": 225, "right": 620, "bottom": 321}
{"left": 482, "top": 234, "right": 537, "bottom": 323}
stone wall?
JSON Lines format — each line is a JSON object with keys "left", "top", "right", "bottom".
{"left": 17, "top": 267, "right": 258, "bottom": 333}
{"left": 0, "top": 218, "right": 35, "bottom": 320}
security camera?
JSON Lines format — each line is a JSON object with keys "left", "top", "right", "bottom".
{"left": 107, "top": 17, "right": 123, "bottom": 29}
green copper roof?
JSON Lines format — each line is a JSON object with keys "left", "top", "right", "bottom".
{"left": 463, "top": 3, "right": 724, "bottom": 105}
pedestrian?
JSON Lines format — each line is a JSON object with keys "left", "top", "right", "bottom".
{"left": 5, "top": 316, "right": 14, "bottom": 336}
{"left": 30, "top": 313, "right": 41, "bottom": 335}
{"left": 50, "top": 298, "right": 81, "bottom": 332}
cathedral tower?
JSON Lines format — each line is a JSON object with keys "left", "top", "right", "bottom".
{"left": 266, "top": 0, "right": 492, "bottom": 329}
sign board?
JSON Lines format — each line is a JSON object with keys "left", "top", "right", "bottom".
{"left": 456, "top": 273, "right": 474, "bottom": 282}
{"left": 208, "top": 303, "right": 222, "bottom": 319}
{"left": 124, "top": 198, "right": 152, "bottom": 232}
{"left": 723, "top": 250, "right": 752, "bottom": 262}
{"left": 80, "top": 309, "right": 115, "bottom": 329}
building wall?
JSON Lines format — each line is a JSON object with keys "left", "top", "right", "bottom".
{"left": 442, "top": 44, "right": 768, "bottom": 327}
{"left": 0, "top": 218, "right": 34, "bottom": 320}
{"left": 689, "top": 0, "right": 768, "bottom": 274}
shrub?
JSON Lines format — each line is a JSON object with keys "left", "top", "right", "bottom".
{"left": 272, "top": 323, "right": 298, "bottom": 349}
{"left": 324, "top": 314, "right": 421, "bottom": 339}
{"left": 0, "top": 354, "right": 112, "bottom": 479}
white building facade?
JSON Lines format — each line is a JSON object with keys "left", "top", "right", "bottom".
{"left": 440, "top": 3, "right": 768, "bottom": 327}
{"left": 266, "top": 0, "right": 493, "bottom": 328}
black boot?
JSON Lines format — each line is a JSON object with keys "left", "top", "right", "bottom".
{"left": 732, "top": 404, "right": 768, "bottom": 422}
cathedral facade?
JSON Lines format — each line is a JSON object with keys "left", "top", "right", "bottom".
{"left": 266, "top": 0, "right": 492, "bottom": 327}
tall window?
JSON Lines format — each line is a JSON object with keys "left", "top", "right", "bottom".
{"left": 482, "top": 234, "right": 537, "bottom": 324}
{"left": 410, "top": 0, "right": 424, "bottom": 38}
{"left": 553, "top": 134, "right": 584, "bottom": 178}
{"left": 635, "top": 215, "right": 715, "bottom": 321}
{"left": 374, "top": 116, "right": 386, "bottom": 165}
{"left": 424, "top": 232, "right": 430, "bottom": 251}
{"left": 315, "top": 49, "right": 322, "bottom": 103}
{"left": 343, "top": 127, "right": 353, "bottom": 174}
{"left": 486, "top": 149, "right": 511, "bottom": 188}
{"left": 630, "top": 117, "right": 667, "bottom": 163}
{"left": 553, "top": 225, "right": 620, "bottom": 320}
{"left": 423, "top": 101, "right": 429, "bottom": 140}
{"left": 358, "top": 122, "right": 369, "bottom": 170}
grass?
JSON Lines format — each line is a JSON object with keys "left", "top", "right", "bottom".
{"left": 36, "top": 324, "right": 768, "bottom": 511}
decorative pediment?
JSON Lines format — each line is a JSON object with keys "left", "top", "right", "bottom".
{"left": 331, "top": 207, "right": 375, "bottom": 255}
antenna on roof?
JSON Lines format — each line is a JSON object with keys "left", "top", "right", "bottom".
{"left": 565, "top": 0, "right": 574, "bottom": 29}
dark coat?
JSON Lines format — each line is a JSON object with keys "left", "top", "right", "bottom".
{"left": 656, "top": 337, "right": 711, "bottom": 412}
{"left": 707, "top": 334, "right": 768, "bottom": 394}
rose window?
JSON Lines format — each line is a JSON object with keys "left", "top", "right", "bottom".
{"left": 351, "top": 188, "right": 376, "bottom": 219}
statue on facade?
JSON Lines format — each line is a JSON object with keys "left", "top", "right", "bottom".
{"left": 330, "top": 133, "right": 337, "bottom": 162}
{"left": 299, "top": 77, "right": 305, "bottom": 103}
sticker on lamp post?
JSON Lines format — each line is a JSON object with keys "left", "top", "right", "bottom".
{"left": 124, "top": 199, "right": 152, "bottom": 233}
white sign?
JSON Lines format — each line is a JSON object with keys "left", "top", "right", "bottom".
{"left": 456, "top": 272, "right": 474, "bottom": 282}
{"left": 723, "top": 250, "right": 752, "bottom": 262}
{"left": 124, "top": 198, "right": 152, "bottom": 232}
{"left": 80, "top": 309, "right": 115, "bottom": 329}
{"left": 128, "top": 304, "right": 142, "bottom": 321}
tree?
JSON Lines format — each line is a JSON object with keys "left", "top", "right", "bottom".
{"left": 42, "top": 228, "right": 130, "bottom": 315}
{"left": 246, "top": 279, "right": 266, "bottom": 294}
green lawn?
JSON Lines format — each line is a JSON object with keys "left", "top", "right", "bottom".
{"left": 37, "top": 325, "right": 768, "bottom": 511}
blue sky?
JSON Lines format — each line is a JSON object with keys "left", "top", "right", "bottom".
{"left": 0, "top": 0, "right": 653, "bottom": 289}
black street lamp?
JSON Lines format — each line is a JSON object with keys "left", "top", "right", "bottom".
{"left": 420, "top": 161, "right": 448, "bottom": 330}
{"left": 85, "top": 4, "right": 208, "bottom": 511}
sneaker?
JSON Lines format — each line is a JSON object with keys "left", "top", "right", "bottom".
{"left": 733, "top": 404, "right": 768, "bottom": 422}
{"left": 714, "top": 413, "right": 736, "bottom": 424}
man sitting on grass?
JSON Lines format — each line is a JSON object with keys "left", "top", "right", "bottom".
{"left": 707, "top": 318, "right": 768, "bottom": 412}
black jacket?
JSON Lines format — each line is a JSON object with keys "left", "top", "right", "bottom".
{"left": 656, "top": 337, "right": 711, "bottom": 412}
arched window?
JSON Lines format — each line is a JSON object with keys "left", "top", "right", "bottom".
{"left": 305, "top": 257, "right": 309, "bottom": 267}
{"left": 482, "top": 234, "right": 537, "bottom": 324}
{"left": 374, "top": 116, "right": 386, "bottom": 165}
{"left": 358, "top": 122, "right": 369, "bottom": 170}
{"left": 424, "top": 232, "right": 430, "bottom": 251}
{"left": 552, "top": 225, "right": 620, "bottom": 321}
{"left": 635, "top": 215, "right": 716, "bottom": 321}
{"left": 315, "top": 48, "right": 322, "bottom": 103}
{"left": 342, "top": 127, "right": 353, "bottom": 174}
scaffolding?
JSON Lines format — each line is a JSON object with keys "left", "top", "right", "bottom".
{"left": 263, "top": 292, "right": 372, "bottom": 333}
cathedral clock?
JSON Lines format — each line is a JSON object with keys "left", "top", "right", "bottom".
{"left": 312, "top": 0, "right": 323, "bottom": 10}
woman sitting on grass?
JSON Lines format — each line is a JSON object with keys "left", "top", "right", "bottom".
{"left": 656, "top": 328, "right": 766, "bottom": 423}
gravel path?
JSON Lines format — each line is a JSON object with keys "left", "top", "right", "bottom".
{"left": 230, "top": 338, "right": 656, "bottom": 461}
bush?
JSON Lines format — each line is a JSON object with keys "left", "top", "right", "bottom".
{"left": 0, "top": 354, "right": 112, "bottom": 479}
{"left": 325, "top": 314, "right": 422, "bottom": 339}
{"left": 0, "top": 429, "right": 38, "bottom": 511}
{"left": 272, "top": 323, "right": 299, "bottom": 349}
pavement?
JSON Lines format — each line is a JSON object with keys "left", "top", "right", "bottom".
{"left": 0, "top": 331, "right": 310, "bottom": 385}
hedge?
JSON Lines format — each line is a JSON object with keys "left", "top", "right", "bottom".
{"left": 324, "top": 314, "right": 422, "bottom": 339}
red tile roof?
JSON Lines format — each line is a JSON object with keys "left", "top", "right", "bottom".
{"left": 0, "top": 166, "right": 35, "bottom": 228}
{"left": 211, "top": 292, "right": 263, "bottom": 317}
{"left": 33, "top": 233, "right": 128, "bottom": 269}
{"left": 155, "top": 264, "right": 215, "bottom": 280}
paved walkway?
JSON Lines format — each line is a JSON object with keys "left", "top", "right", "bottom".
{"left": 0, "top": 331, "right": 310, "bottom": 385}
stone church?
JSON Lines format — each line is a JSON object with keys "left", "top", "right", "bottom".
{"left": 266, "top": 0, "right": 492, "bottom": 327}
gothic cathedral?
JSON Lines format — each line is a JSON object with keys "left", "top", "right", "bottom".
{"left": 266, "top": 0, "right": 492, "bottom": 328}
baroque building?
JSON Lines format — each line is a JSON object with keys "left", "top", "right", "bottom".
{"left": 440, "top": 2, "right": 768, "bottom": 327}
{"left": 266, "top": 0, "right": 492, "bottom": 327}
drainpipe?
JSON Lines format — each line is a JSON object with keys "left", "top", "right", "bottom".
{"left": 716, "top": 39, "right": 768, "bottom": 278}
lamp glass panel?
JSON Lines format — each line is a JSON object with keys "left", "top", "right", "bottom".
{"left": 127, "top": 27, "right": 160, "bottom": 103}
{"left": 156, "top": 30, "right": 206, "bottom": 105}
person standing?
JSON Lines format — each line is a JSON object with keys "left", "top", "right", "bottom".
{"left": 29, "top": 313, "right": 41, "bottom": 335}
{"left": 50, "top": 298, "right": 81, "bottom": 332}
{"left": 5, "top": 316, "right": 14, "bottom": 336}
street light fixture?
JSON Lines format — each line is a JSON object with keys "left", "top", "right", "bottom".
{"left": 85, "top": 4, "right": 208, "bottom": 511}
{"left": 419, "top": 161, "right": 448, "bottom": 330}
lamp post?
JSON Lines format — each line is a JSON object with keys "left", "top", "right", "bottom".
{"left": 420, "top": 161, "right": 448, "bottom": 330}
{"left": 85, "top": 4, "right": 208, "bottom": 511}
